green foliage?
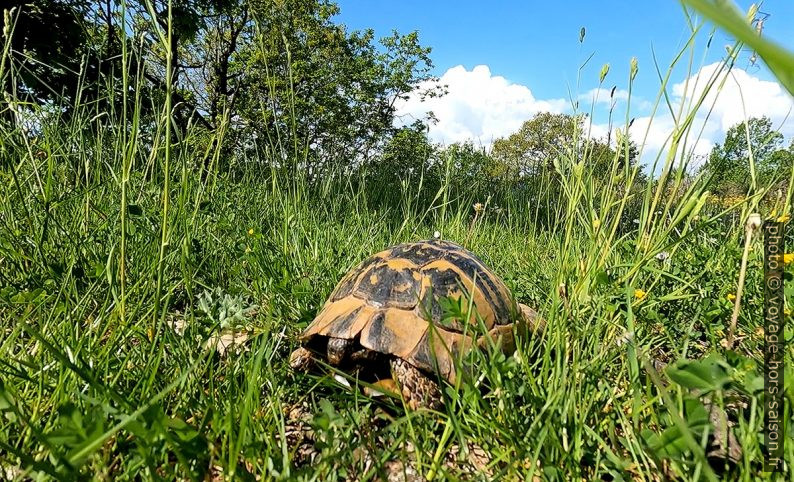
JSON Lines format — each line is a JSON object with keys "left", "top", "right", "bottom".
{"left": 1, "top": 1, "right": 793, "bottom": 480}
{"left": 46, "top": 402, "right": 108, "bottom": 468}
{"left": 641, "top": 397, "right": 711, "bottom": 460}
{"left": 1, "top": 0, "right": 89, "bottom": 101}
{"left": 700, "top": 116, "right": 793, "bottom": 196}
{"left": 231, "top": 0, "right": 439, "bottom": 175}
{"left": 441, "top": 141, "right": 510, "bottom": 190}
{"left": 492, "top": 112, "right": 580, "bottom": 177}
{"left": 197, "top": 287, "right": 258, "bottom": 330}
{"left": 491, "top": 112, "right": 639, "bottom": 181}
{"left": 371, "top": 120, "right": 437, "bottom": 180}
{"left": 1, "top": 0, "right": 438, "bottom": 174}
{"left": 665, "top": 353, "right": 732, "bottom": 392}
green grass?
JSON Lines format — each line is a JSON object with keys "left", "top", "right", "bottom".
{"left": 1, "top": 2, "right": 793, "bottom": 481}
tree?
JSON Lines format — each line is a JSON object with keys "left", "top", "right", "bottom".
{"left": 1, "top": 0, "right": 166, "bottom": 129}
{"left": 232, "top": 0, "right": 441, "bottom": 179}
{"left": 370, "top": 120, "right": 436, "bottom": 181}
{"left": 125, "top": 0, "right": 239, "bottom": 130}
{"left": 700, "top": 116, "right": 789, "bottom": 196}
{"left": 439, "top": 141, "right": 509, "bottom": 189}
{"left": 767, "top": 140, "right": 794, "bottom": 184}
{"left": 2, "top": 0, "right": 442, "bottom": 183}
{"left": 491, "top": 112, "right": 638, "bottom": 180}
{"left": 198, "top": 1, "right": 250, "bottom": 126}
{"left": 492, "top": 112, "right": 578, "bottom": 177}
{"left": 1, "top": 0, "right": 90, "bottom": 120}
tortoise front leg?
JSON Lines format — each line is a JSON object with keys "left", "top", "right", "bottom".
{"left": 389, "top": 358, "right": 442, "bottom": 410}
{"left": 289, "top": 347, "right": 316, "bottom": 371}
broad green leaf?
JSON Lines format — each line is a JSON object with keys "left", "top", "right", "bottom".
{"left": 666, "top": 353, "right": 732, "bottom": 392}
{"left": 643, "top": 398, "right": 710, "bottom": 458}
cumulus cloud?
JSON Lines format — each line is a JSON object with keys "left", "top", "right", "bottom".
{"left": 672, "top": 63, "right": 794, "bottom": 135}
{"left": 621, "top": 115, "right": 717, "bottom": 170}
{"left": 624, "top": 63, "right": 794, "bottom": 170}
{"left": 398, "top": 62, "right": 793, "bottom": 172}
{"left": 394, "top": 65, "right": 567, "bottom": 146}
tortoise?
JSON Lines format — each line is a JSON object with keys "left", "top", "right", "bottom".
{"left": 289, "top": 239, "right": 543, "bottom": 409}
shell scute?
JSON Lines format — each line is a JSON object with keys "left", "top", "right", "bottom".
{"left": 302, "top": 298, "right": 373, "bottom": 340}
{"left": 387, "top": 241, "right": 449, "bottom": 267}
{"left": 442, "top": 249, "right": 514, "bottom": 325}
{"left": 419, "top": 259, "right": 497, "bottom": 331}
{"left": 353, "top": 260, "right": 421, "bottom": 309}
{"left": 360, "top": 308, "right": 428, "bottom": 359}
{"left": 329, "top": 254, "right": 383, "bottom": 301}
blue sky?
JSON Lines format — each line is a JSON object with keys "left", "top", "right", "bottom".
{"left": 335, "top": 1, "right": 794, "bottom": 167}
{"left": 335, "top": 1, "right": 793, "bottom": 99}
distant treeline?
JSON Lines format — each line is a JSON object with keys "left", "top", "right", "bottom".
{"left": 2, "top": 0, "right": 791, "bottom": 200}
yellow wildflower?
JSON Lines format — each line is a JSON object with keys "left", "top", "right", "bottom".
{"left": 634, "top": 289, "right": 646, "bottom": 300}
{"left": 784, "top": 254, "right": 794, "bottom": 265}
{"left": 247, "top": 228, "right": 254, "bottom": 236}
{"left": 777, "top": 214, "right": 790, "bottom": 223}
{"left": 726, "top": 293, "right": 736, "bottom": 302}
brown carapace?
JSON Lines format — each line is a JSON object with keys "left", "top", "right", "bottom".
{"left": 289, "top": 239, "right": 543, "bottom": 409}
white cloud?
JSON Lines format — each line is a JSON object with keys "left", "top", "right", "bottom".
{"left": 672, "top": 63, "right": 794, "bottom": 135}
{"left": 624, "top": 63, "right": 794, "bottom": 171}
{"left": 579, "top": 87, "right": 630, "bottom": 105}
{"left": 619, "top": 115, "right": 716, "bottom": 170}
{"left": 394, "top": 65, "right": 567, "bottom": 146}
{"left": 397, "top": 63, "right": 793, "bottom": 172}
{"left": 587, "top": 122, "right": 611, "bottom": 140}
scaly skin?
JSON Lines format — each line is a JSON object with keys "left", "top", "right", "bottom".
{"left": 389, "top": 358, "right": 442, "bottom": 410}
{"left": 518, "top": 302, "right": 545, "bottom": 333}
{"left": 289, "top": 346, "right": 315, "bottom": 371}
{"left": 289, "top": 337, "right": 355, "bottom": 370}
{"left": 326, "top": 337, "right": 354, "bottom": 366}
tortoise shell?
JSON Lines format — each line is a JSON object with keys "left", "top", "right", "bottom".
{"left": 299, "top": 239, "right": 524, "bottom": 383}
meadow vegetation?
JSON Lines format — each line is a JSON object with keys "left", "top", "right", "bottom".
{"left": 0, "top": 0, "right": 792, "bottom": 480}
